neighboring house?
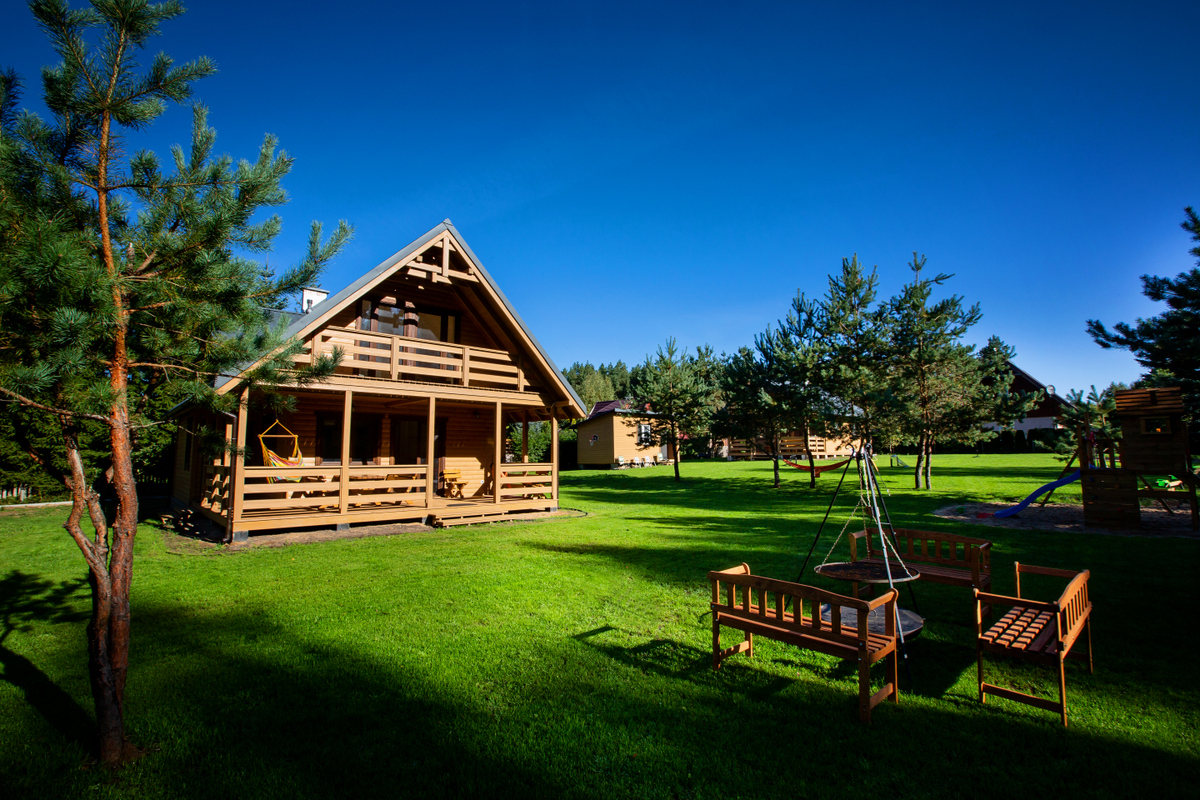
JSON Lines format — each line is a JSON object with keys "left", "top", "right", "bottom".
{"left": 576, "top": 400, "right": 675, "bottom": 467}
{"left": 171, "top": 220, "right": 586, "bottom": 540}
{"left": 986, "top": 361, "right": 1069, "bottom": 432}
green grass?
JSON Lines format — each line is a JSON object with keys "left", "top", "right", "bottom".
{"left": 0, "top": 454, "right": 1196, "bottom": 799}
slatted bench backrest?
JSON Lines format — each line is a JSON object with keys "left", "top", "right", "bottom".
{"left": 1016, "top": 563, "right": 1091, "bottom": 652}
{"left": 708, "top": 564, "right": 884, "bottom": 649}
{"left": 861, "top": 527, "right": 991, "bottom": 574}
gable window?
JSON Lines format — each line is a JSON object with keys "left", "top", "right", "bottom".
{"left": 637, "top": 423, "right": 653, "bottom": 446}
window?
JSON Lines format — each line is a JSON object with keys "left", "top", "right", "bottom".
{"left": 637, "top": 423, "right": 653, "bottom": 446}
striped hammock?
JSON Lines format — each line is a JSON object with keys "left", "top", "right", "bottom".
{"left": 259, "top": 421, "right": 303, "bottom": 483}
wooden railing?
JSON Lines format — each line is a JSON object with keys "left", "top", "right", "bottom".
{"left": 238, "top": 464, "right": 429, "bottom": 515}
{"left": 294, "top": 327, "right": 526, "bottom": 391}
{"left": 497, "top": 463, "right": 554, "bottom": 500}
{"left": 200, "top": 464, "right": 231, "bottom": 513}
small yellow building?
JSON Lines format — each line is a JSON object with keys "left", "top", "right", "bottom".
{"left": 576, "top": 401, "right": 674, "bottom": 468}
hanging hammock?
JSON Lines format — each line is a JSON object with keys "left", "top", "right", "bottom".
{"left": 258, "top": 420, "right": 303, "bottom": 483}
{"left": 779, "top": 455, "right": 853, "bottom": 475}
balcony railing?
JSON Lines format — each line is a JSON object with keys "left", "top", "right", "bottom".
{"left": 294, "top": 328, "right": 527, "bottom": 391}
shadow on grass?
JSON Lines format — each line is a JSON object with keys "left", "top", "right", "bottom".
{"left": 0, "top": 571, "right": 93, "bottom": 755}
{"left": 3, "top": 597, "right": 1196, "bottom": 799}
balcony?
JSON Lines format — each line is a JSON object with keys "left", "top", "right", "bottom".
{"left": 294, "top": 327, "right": 530, "bottom": 392}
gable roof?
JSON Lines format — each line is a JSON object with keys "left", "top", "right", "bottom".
{"left": 1006, "top": 360, "right": 1069, "bottom": 418}
{"left": 216, "top": 220, "right": 585, "bottom": 415}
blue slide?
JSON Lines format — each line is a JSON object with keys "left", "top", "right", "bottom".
{"left": 994, "top": 470, "right": 1082, "bottom": 518}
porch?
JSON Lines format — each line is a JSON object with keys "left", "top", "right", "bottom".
{"left": 184, "top": 385, "right": 561, "bottom": 538}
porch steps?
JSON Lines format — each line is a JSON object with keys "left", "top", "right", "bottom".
{"left": 432, "top": 508, "right": 561, "bottom": 527}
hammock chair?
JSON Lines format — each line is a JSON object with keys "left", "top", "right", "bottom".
{"left": 779, "top": 455, "right": 853, "bottom": 475}
{"left": 258, "top": 420, "right": 303, "bottom": 483}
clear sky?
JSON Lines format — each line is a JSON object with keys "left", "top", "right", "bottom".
{"left": 3, "top": 0, "right": 1197, "bottom": 396}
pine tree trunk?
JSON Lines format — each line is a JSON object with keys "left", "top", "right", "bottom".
{"left": 672, "top": 424, "right": 681, "bottom": 481}
{"left": 772, "top": 432, "right": 781, "bottom": 488}
{"left": 923, "top": 437, "right": 932, "bottom": 490}
{"left": 60, "top": 428, "right": 132, "bottom": 764}
{"left": 913, "top": 433, "right": 924, "bottom": 489}
{"left": 105, "top": 408, "right": 138, "bottom": 763}
{"left": 804, "top": 421, "right": 816, "bottom": 489}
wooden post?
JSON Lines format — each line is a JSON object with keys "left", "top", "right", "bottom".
{"left": 339, "top": 390, "right": 352, "bottom": 515}
{"left": 442, "top": 234, "right": 450, "bottom": 278}
{"left": 517, "top": 354, "right": 525, "bottom": 392}
{"left": 229, "top": 391, "right": 249, "bottom": 540}
{"left": 551, "top": 414, "right": 559, "bottom": 502}
{"left": 522, "top": 410, "right": 529, "bottom": 463}
{"left": 494, "top": 401, "right": 503, "bottom": 505}
{"left": 425, "top": 396, "right": 436, "bottom": 505}
{"left": 390, "top": 336, "right": 400, "bottom": 380}
{"left": 221, "top": 420, "right": 233, "bottom": 513}
{"left": 462, "top": 345, "right": 471, "bottom": 387}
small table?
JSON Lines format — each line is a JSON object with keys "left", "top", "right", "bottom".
{"left": 819, "top": 604, "right": 925, "bottom": 639}
{"left": 814, "top": 561, "right": 920, "bottom": 584}
{"left": 815, "top": 561, "right": 924, "bottom": 639}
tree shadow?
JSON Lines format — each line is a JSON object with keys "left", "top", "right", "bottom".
{"left": 0, "top": 570, "right": 94, "bottom": 753}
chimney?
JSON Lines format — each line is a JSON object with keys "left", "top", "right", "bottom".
{"left": 301, "top": 287, "right": 328, "bottom": 314}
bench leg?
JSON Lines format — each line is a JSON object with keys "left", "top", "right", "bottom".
{"left": 1058, "top": 656, "right": 1069, "bottom": 728}
{"left": 1085, "top": 618, "right": 1094, "bottom": 674}
{"left": 859, "top": 655, "right": 871, "bottom": 723}
{"left": 889, "top": 651, "right": 899, "bottom": 704}
{"left": 745, "top": 630, "right": 753, "bottom": 659}
{"left": 977, "top": 648, "right": 985, "bottom": 704}
{"left": 712, "top": 616, "right": 721, "bottom": 670}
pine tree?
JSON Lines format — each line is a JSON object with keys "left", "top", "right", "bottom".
{"left": 1087, "top": 206, "right": 1200, "bottom": 420}
{"left": 821, "top": 255, "right": 890, "bottom": 443}
{"left": 885, "top": 255, "right": 1036, "bottom": 489}
{"left": 0, "top": 1, "right": 350, "bottom": 764}
{"left": 886, "top": 254, "right": 982, "bottom": 489}
{"left": 632, "top": 338, "right": 714, "bottom": 481}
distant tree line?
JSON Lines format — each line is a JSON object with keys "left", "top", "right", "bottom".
{"left": 563, "top": 253, "right": 1041, "bottom": 488}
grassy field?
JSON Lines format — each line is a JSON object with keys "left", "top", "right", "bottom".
{"left": 0, "top": 454, "right": 1196, "bottom": 799}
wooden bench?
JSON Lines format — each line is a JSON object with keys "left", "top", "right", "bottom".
{"left": 975, "top": 563, "right": 1093, "bottom": 727}
{"left": 441, "top": 469, "right": 467, "bottom": 499}
{"left": 709, "top": 563, "right": 899, "bottom": 723}
{"left": 851, "top": 527, "right": 993, "bottom": 616}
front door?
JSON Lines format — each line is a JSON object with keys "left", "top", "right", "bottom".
{"left": 391, "top": 417, "right": 446, "bottom": 465}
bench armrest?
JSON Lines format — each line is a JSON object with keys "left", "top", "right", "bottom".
{"left": 974, "top": 590, "right": 1058, "bottom": 614}
{"left": 864, "top": 588, "right": 898, "bottom": 612}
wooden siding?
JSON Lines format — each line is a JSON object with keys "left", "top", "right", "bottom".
{"left": 443, "top": 404, "right": 498, "bottom": 497}
{"left": 577, "top": 413, "right": 662, "bottom": 465}
{"left": 612, "top": 415, "right": 664, "bottom": 461}
{"left": 172, "top": 421, "right": 191, "bottom": 503}
{"left": 577, "top": 415, "right": 615, "bottom": 465}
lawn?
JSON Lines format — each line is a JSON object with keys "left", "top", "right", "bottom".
{"left": 0, "top": 454, "right": 1197, "bottom": 799}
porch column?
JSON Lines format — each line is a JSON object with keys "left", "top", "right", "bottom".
{"left": 221, "top": 419, "right": 233, "bottom": 514}
{"left": 229, "top": 390, "right": 248, "bottom": 542}
{"left": 551, "top": 414, "right": 559, "bottom": 502}
{"left": 522, "top": 410, "right": 529, "bottom": 463}
{"left": 425, "top": 396, "right": 436, "bottom": 506}
{"left": 494, "top": 401, "right": 503, "bottom": 505}
{"left": 339, "top": 390, "right": 352, "bottom": 515}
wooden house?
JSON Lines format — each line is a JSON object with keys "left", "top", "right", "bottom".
{"left": 170, "top": 220, "right": 586, "bottom": 540}
{"left": 575, "top": 401, "right": 675, "bottom": 467}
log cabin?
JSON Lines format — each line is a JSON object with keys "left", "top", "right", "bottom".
{"left": 169, "top": 220, "right": 586, "bottom": 540}
{"left": 575, "top": 400, "right": 675, "bottom": 468}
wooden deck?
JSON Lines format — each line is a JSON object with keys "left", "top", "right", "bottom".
{"left": 194, "top": 461, "right": 556, "bottom": 533}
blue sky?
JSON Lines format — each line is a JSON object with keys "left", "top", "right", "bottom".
{"left": 3, "top": 0, "right": 1197, "bottom": 396}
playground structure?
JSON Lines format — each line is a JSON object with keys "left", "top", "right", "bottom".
{"left": 1104, "top": 387, "right": 1198, "bottom": 531}
{"left": 997, "top": 387, "right": 1197, "bottom": 531}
